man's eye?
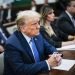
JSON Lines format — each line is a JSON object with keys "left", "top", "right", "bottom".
{"left": 32, "top": 23, "right": 37, "bottom": 25}
{"left": 32, "top": 21, "right": 40, "bottom": 25}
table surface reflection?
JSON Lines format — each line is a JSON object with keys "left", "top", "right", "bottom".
{"left": 39, "top": 50, "right": 75, "bottom": 75}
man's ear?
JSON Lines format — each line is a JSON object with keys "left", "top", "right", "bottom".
{"left": 20, "top": 25, "right": 26, "bottom": 32}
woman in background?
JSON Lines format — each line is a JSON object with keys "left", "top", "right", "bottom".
{"left": 40, "top": 5, "right": 62, "bottom": 48}
{"left": 40, "top": 5, "right": 75, "bottom": 48}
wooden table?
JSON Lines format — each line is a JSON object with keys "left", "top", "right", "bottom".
{"left": 39, "top": 50, "right": 75, "bottom": 75}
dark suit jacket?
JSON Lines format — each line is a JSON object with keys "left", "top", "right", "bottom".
{"left": 4, "top": 30, "right": 57, "bottom": 75}
{"left": 40, "top": 25, "right": 62, "bottom": 48}
{"left": 55, "top": 11, "right": 75, "bottom": 41}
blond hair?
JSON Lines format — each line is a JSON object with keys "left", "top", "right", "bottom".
{"left": 16, "top": 10, "right": 41, "bottom": 30}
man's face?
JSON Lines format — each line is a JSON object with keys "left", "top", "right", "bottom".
{"left": 68, "top": 1, "right": 75, "bottom": 15}
{"left": 21, "top": 18, "right": 40, "bottom": 37}
{"left": 46, "top": 9, "right": 55, "bottom": 22}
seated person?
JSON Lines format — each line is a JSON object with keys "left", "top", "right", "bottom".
{"left": 40, "top": 5, "right": 75, "bottom": 48}
{"left": 4, "top": 10, "right": 62, "bottom": 75}
{"left": 40, "top": 5, "right": 63, "bottom": 48}
{"left": 55, "top": 0, "right": 75, "bottom": 41}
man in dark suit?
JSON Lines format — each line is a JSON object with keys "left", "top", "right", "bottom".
{"left": 4, "top": 10, "right": 62, "bottom": 75}
{"left": 55, "top": 0, "right": 75, "bottom": 41}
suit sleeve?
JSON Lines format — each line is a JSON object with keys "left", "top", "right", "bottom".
{"left": 57, "top": 18, "right": 75, "bottom": 35}
{"left": 43, "top": 38, "right": 57, "bottom": 55}
{"left": 55, "top": 18, "right": 75, "bottom": 41}
{"left": 4, "top": 44, "right": 49, "bottom": 75}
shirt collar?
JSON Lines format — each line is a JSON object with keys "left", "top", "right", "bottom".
{"left": 65, "top": 11, "right": 73, "bottom": 20}
{"left": 22, "top": 32, "right": 31, "bottom": 44}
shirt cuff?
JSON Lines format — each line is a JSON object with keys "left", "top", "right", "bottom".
{"left": 45, "top": 60, "right": 50, "bottom": 70}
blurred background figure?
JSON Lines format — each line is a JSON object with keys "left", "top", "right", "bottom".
{"left": 44, "top": 0, "right": 48, "bottom": 5}
{"left": 40, "top": 5, "right": 62, "bottom": 48}
{"left": 31, "top": 0, "right": 36, "bottom": 11}
{"left": 0, "top": 27, "right": 7, "bottom": 53}
{"left": 55, "top": 0, "right": 75, "bottom": 41}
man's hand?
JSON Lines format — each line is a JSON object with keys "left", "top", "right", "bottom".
{"left": 47, "top": 53, "right": 62, "bottom": 67}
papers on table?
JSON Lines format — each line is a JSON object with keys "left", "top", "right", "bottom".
{"left": 57, "top": 44, "right": 75, "bottom": 51}
{"left": 52, "top": 59, "right": 75, "bottom": 71}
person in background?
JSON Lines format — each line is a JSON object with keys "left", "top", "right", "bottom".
{"left": 2, "top": 0, "right": 14, "bottom": 23}
{"left": 40, "top": 5, "right": 63, "bottom": 48}
{"left": 4, "top": 10, "right": 62, "bottom": 75}
{"left": 40, "top": 5, "right": 75, "bottom": 48}
{"left": 31, "top": 0, "right": 36, "bottom": 11}
{"left": 0, "top": 27, "right": 7, "bottom": 53}
{"left": 55, "top": 0, "right": 75, "bottom": 41}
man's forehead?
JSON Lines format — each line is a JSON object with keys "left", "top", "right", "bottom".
{"left": 28, "top": 17, "right": 40, "bottom": 22}
{"left": 70, "top": 1, "right": 75, "bottom": 5}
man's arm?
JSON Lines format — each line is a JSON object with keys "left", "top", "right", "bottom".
{"left": 43, "top": 38, "right": 57, "bottom": 55}
{"left": 57, "top": 19, "right": 75, "bottom": 35}
{"left": 4, "top": 44, "right": 49, "bottom": 75}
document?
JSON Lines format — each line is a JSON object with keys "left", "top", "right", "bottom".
{"left": 57, "top": 44, "right": 75, "bottom": 51}
{"left": 52, "top": 59, "right": 75, "bottom": 71}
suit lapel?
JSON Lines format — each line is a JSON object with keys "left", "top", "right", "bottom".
{"left": 65, "top": 12, "right": 75, "bottom": 27}
{"left": 15, "top": 31, "right": 35, "bottom": 62}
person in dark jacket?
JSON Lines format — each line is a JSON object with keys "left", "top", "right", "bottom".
{"left": 40, "top": 5, "right": 62, "bottom": 48}
{"left": 4, "top": 10, "right": 62, "bottom": 75}
{"left": 55, "top": 0, "right": 75, "bottom": 41}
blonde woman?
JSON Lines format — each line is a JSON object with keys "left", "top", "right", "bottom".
{"left": 40, "top": 5, "right": 75, "bottom": 48}
{"left": 40, "top": 5, "right": 62, "bottom": 48}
